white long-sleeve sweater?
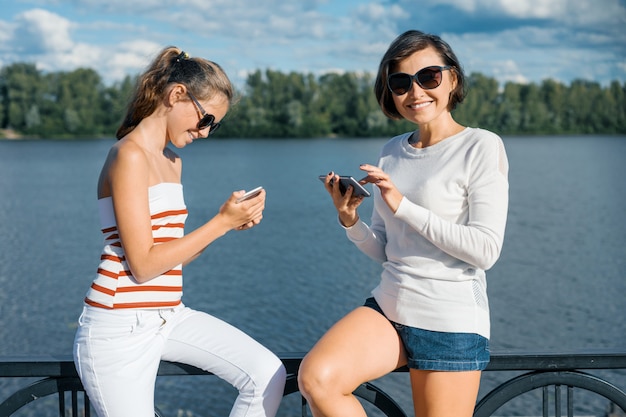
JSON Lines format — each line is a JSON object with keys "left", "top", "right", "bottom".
{"left": 345, "top": 127, "right": 509, "bottom": 338}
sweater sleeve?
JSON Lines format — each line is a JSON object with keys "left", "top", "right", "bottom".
{"left": 394, "top": 135, "right": 509, "bottom": 270}
{"left": 343, "top": 204, "right": 388, "bottom": 264}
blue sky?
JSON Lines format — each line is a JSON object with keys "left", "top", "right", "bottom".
{"left": 1, "top": 0, "right": 624, "bottom": 88}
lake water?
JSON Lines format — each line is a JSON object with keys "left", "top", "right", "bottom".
{"left": 0, "top": 135, "right": 625, "bottom": 416}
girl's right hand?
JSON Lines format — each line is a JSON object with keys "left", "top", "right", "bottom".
{"left": 321, "top": 172, "right": 364, "bottom": 228}
{"left": 219, "top": 189, "right": 266, "bottom": 231}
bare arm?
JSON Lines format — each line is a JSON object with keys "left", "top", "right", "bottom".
{"left": 104, "top": 142, "right": 264, "bottom": 283}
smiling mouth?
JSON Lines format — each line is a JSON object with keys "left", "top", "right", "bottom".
{"left": 409, "top": 102, "right": 431, "bottom": 109}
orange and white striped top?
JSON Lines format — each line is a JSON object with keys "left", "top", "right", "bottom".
{"left": 84, "top": 183, "right": 188, "bottom": 309}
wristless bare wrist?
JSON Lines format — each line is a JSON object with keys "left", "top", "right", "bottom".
{"left": 339, "top": 214, "right": 359, "bottom": 228}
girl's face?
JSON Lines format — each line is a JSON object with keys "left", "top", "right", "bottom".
{"left": 169, "top": 93, "right": 229, "bottom": 148}
{"left": 391, "top": 47, "right": 457, "bottom": 127}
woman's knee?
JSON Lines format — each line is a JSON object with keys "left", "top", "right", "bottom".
{"left": 298, "top": 353, "right": 341, "bottom": 400}
{"left": 251, "top": 354, "right": 287, "bottom": 394}
{"left": 269, "top": 360, "right": 287, "bottom": 388}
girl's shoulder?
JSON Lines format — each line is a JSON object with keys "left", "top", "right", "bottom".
{"left": 104, "top": 139, "right": 151, "bottom": 184}
{"left": 110, "top": 137, "right": 148, "bottom": 163}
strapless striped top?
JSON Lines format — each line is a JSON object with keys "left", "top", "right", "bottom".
{"left": 84, "top": 183, "right": 188, "bottom": 309}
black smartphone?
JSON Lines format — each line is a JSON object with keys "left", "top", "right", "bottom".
{"left": 318, "top": 175, "right": 370, "bottom": 197}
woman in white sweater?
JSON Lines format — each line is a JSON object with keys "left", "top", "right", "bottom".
{"left": 299, "top": 30, "right": 509, "bottom": 417}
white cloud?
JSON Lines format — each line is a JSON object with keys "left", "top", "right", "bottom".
{"left": 0, "top": 0, "right": 623, "bottom": 87}
{"left": 1, "top": 7, "right": 163, "bottom": 83}
{"left": 14, "top": 9, "right": 74, "bottom": 54}
{"left": 560, "top": 0, "right": 626, "bottom": 27}
{"left": 34, "top": 43, "right": 97, "bottom": 72}
{"left": 95, "top": 40, "right": 163, "bottom": 83}
{"left": 489, "top": 0, "right": 568, "bottom": 19}
{"left": 0, "top": 20, "right": 12, "bottom": 49}
{"left": 411, "top": 0, "right": 625, "bottom": 32}
{"left": 448, "top": 23, "right": 622, "bottom": 86}
{"left": 491, "top": 59, "right": 529, "bottom": 84}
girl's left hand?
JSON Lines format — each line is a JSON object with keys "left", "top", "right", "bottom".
{"left": 219, "top": 189, "right": 266, "bottom": 231}
{"left": 359, "top": 164, "right": 403, "bottom": 213}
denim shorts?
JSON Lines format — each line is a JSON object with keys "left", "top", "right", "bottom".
{"left": 363, "top": 297, "right": 490, "bottom": 371}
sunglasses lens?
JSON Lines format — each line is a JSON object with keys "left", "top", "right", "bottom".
{"left": 417, "top": 67, "right": 442, "bottom": 89}
{"left": 197, "top": 114, "right": 215, "bottom": 130}
{"left": 388, "top": 67, "right": 447, "bottom": 95}
{"left": 388, "top": 74, "right": 412, "bottom": 95}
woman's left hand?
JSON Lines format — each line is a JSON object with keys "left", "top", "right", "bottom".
{"left": 359, "top": 164, "right": 403, "bottom": 213}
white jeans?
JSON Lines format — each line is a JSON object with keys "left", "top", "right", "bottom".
{"left": 73, "top": 304, "right": 286, "bottom": 417}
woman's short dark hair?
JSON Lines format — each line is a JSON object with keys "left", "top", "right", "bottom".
{"left": 374, "top": 30, "right": 466, "bottom": 119}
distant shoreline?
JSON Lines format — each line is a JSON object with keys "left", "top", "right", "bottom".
{"left": 0, "top": 129, "right": 22, "bottom": 140}
{"left": 1, "top": 130, "right": 624, "bottom": 141}
{"left": 0, "top": 131, "right": 116, "bottom": 141}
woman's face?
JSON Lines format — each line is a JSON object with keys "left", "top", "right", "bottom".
{"left": 169, "top": 93, "right": 229, "bottom": 148}
{"left": 391, "top": 47, "right": 457, "bottom": 127}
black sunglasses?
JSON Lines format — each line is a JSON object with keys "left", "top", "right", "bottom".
{"left": 187, "top": 91, "right": 221, "bottom": 135}
{"left": 387, "top": 65, "right": 452, "bottom": 96}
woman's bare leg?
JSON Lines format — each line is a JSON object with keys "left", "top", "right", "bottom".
{"left": 298, "top": 306, "right": 406, "bottom": 417}
{"left": 411, "top": 369, "right": 481, "bottom": 417}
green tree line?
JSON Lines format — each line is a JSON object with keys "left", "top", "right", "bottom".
{"left": 1, "top": 62, "right": 625, "bottom": 139}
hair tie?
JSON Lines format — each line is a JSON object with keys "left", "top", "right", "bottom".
{"left": 168, "top": 50, "right": 192, "bottom": 83}
{"left": 175, "top": 51, "right": 189, "bottom": 63}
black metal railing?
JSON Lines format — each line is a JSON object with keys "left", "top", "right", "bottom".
{"left": 1, "top": 350, "right": 625, "bottom": 416}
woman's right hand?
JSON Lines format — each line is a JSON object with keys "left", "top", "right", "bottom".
{"left": 219, "top": 189, "right": 266, "bottom": 231}
{"left": 321, "top": 172, "right": 364, "bottom": 227}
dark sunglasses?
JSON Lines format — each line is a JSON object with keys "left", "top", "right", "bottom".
{"left": 187, "top": 91, "right": 221, "bottom": 135}
{"left": 387, "top": 65, "right": 452, "bottom": 96}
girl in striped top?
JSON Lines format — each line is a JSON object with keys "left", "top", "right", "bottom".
{"left": 73, "top": 47, "right": 286, "bottom": 417}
